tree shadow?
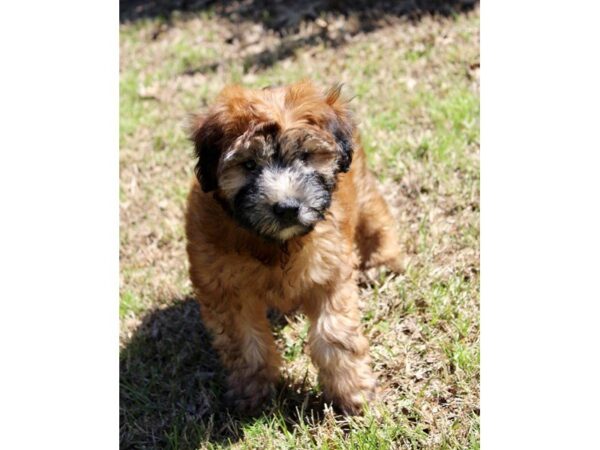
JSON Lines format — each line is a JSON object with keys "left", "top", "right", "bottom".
{"left": 120, "top": 297, "right": 325, "bottom": 449}
{"left": 120, "top": 0, "right": 478, "bottom": 27}
{"left": 120, "top": 0, "right": 478, "bottom": 72}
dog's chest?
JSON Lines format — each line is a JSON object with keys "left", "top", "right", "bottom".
{"left": 250, "top": 238, "right": 343, "bottom": 310}
{"left": 254, "top": 258, "right": 312, "bottom": 311}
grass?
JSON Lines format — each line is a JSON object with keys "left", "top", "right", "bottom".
{"left": 120, "top": 3, "right": 479, "bottom": 449}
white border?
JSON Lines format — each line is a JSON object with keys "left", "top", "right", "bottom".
{"left": 0, "top": 1, "right": 118, "bottom": 448}
{"left": 482, "top": 1, "right": 600, "bottom": 448}
{"left": 1, "top": 1, "right": 600, "bottom": 448}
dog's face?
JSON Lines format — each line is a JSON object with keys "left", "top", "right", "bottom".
{"left": 190, "top": 82, "right": 354, "bottom": 242}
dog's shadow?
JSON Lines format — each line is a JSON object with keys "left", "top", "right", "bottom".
{"left": 120, "top": 297, "right": 325, "bottom": 449}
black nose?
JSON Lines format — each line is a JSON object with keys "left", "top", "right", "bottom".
{"left": 273, "top": 200, "right": 300, "bottom": 224}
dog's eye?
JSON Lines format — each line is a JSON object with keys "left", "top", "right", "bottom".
{"left": 300, "top": 152, "right": 310, "bottom": 163}
{"left": 243, "top": 160, "right": 257, "bottom": 171}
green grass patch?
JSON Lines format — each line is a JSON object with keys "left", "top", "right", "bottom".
{"left": 120, "top": 6, "right": 480, "bottom": 449}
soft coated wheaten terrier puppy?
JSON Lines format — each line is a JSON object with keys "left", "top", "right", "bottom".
{"left": 185, "top": 80, "right": 404, "bottom": 415}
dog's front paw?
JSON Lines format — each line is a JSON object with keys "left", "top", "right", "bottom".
{"left": 385, "top": 254, "right": 410, "bottom": 275}
{"left": 323, "top": 369, "right": 378, "bottom": 416}
{"left": 224, "top": 374, "right": 276, "bottom": 416}
{"left": 330, "top": 382, "right": 377, "bottom": 416}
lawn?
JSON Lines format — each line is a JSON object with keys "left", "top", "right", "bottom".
{"left": 120, "top": 2, "right": 480, "bottom": 448}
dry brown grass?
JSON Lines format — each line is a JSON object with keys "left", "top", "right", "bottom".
{"left": 120, "top": 2, "right": 479, "bottom": 448}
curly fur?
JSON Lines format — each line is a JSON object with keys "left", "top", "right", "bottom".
{"left": 185, "top": 80, "right": 405, "bottom": 415}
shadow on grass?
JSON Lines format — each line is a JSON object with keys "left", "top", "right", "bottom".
{"left": 120, "top": 297, "right": 324, "bottom": 449}
{"left": 120, "top": 0, "right": 478, "bottom": 27}
{"left": 120, "top": 0, "right": 478, "bottom": 72}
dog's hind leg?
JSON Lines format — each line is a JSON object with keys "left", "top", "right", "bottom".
{"left": 354, "top": 169, "right": 406, "bottom": 274}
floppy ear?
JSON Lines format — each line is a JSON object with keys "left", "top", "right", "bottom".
{"left": 189, "top": 113, "right": 224, "bottom": 192}
{"left": 325, "top": 84, "right": 354, "bottom": 173}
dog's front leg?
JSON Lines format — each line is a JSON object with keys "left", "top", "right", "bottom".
{"left": 304, "top": 278, "right": 377, "bottom": 415}
{"left": 199, "top": 298, "right": 281, "bottom": 415}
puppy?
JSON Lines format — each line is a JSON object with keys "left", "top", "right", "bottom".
{"left": 185, "top": 81, "right": 404, "bottom": 415}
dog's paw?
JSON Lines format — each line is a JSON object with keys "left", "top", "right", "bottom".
{"left": 385, "top": 254, "right": 410, "bottom": 275}
{"left": 330, "top": 383, "right": 377, "bottom": 416}
{"left": 224, "top": 376, "right": 276, "bottom": 416}
{"left": 325, "top": 371, "right": 378, "bottom": 416}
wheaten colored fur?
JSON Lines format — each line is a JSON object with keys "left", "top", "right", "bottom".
{"left": 185, "top": 81, "right": 404, "bottom": 415}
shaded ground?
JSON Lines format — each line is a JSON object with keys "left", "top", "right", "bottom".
{"left": 120, "top": 0, "right": 477, "bottom": 72}
{"left": 120, "top": 0, "right": 478, "bottom": 26}
{"left": 120, "top": 2, "right": 479, "bottom": 448}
